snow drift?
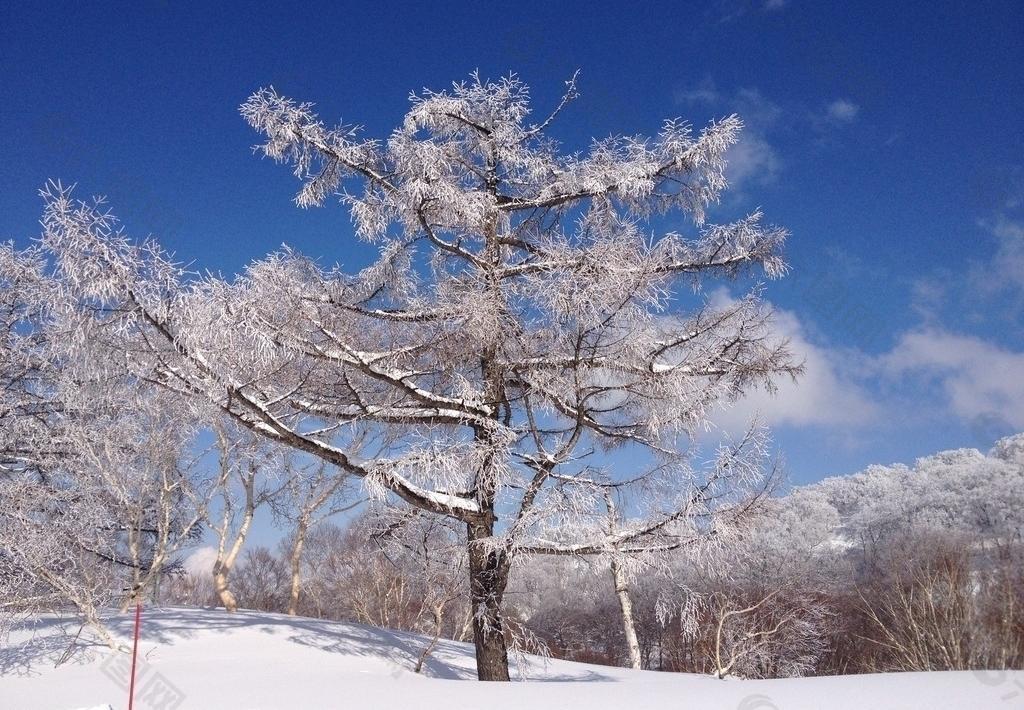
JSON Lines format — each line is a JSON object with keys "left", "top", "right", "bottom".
{"left": 1, "top": 607, "right": 1020, "bottom": 709}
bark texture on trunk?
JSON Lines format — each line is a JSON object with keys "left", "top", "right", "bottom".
{"left": 213, "top": 565, "right": 239, "bottom": 613}
{"left": 463, "top": 200, "right": 515, "bottom": 682}
{"left": 286, "top": 518, "right": 308, "bottom": 616}
{"left": 467, "top": 521, "right": 511, "bottom": 681}
{"left": 211, "top": 459, "right": 256, "bottom": 614}
{"left": 611, "top": 558, "right": 642, "bottom": 669}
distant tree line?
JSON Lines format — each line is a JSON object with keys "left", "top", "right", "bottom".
{"left": 165, "top": 435, "right": 1024, "bottom": 678}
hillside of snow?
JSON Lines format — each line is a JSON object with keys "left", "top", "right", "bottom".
{"left": 1, "top": 607, "right": 1020, "bottom": 710}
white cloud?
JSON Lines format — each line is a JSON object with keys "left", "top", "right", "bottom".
{"left": 713, "top": 0, "right": 790, "bottom": 23}
{"left": 912, "top": 213, "right": 1024, "bottom": 324}
{"left": 973, "top": 215, "right": 1024, "bottom": 296}
{"left": 701, "top": 288, "right": 1023, "bottom": 449}
{"left": 732, "top": 87, "right": 784, "bottom": 125}
{"left": 825, "top": 98, "right": 860, "bottom": 124}
{"left": 879, "top": 328, "right": 1024, "bottom": 429}
{"left": 675, "top": 77, "right": 721, "bottom": 105}
{"left": 909, "top": 274, "right": 950, "bottom": 320}
{"left": 711, "top": 293, "right": 878, "bottom": 432}
{"left": 184, "top": 546, "right": 219, "bottom": 576}
{"left": 725, "top": 132, "right": 782, "bottom": 189}
{"left": 677, "top": 83, "right": 783, "bottom": 192}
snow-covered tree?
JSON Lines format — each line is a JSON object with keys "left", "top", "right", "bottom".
{"left": 37, "top": 72, "right": 795, "bottom": 679}
{"left": 706, "top": 489, "right": 838, "bottom": 678}
{"left": 814, "top": 435, "right": 1024, "bottom": 557}
{"left": 0, "top": 244, "right": 113, "bottom": 638}
{"left": 270, "top": 459, "right": 361, "bottom": 616}
{"left": 207, "top": 424, "right": 288, "bottom": 613}
{"left": 0, "top": 243, "right": 208, "bottom": 639}
{"left": 0, "top": 243, "right": 61, "bottom": 491}
{"left": 800, "top": 436, "right": 1024, "bottom": 674}
{"left": 87, "top": 399, "right": 207, "bottom": 612}
{"left": 536, "top": 428, "right": 781, "bottom": 670}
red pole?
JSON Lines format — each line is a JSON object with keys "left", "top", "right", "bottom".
{"left": 128, "top": 601, "right": 142, "bottom": 710}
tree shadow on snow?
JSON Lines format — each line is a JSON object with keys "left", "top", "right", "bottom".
{"left": 1, "top": 607, "right": 617, "bottom": 682}
{"left": 0, "top": 614, "right": 110, "bottom": 677}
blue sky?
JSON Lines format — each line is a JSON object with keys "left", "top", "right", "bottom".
{"left": 2, "top": 0, "right": 1022, "bottom": 494}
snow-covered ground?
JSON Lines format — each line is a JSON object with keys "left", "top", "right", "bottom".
{"left": 1, "top": 607, "right": 1020, "bottom": 710}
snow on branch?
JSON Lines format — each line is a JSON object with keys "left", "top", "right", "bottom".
{"left": 36, "top": 72, "right": 798, "bottom": 679}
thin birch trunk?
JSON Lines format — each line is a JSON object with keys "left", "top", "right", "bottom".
{"left": 611, "top": 557, "right": 643, "bottom": 669}
{"left": 286, "top": 517, "right": 309, "bottom": 616}
{"left": 213, "top": 463, "right": 257, "bottom": 613}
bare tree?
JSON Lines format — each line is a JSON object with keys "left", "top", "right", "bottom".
{"left": 858, "top": 539, "right": 1024, "bottom": 672}
{"left": 709, "top": 589, "right": 809, "bottom": 678}
{"left": 603, "top": 429, "right": 778, "bottom": 670}
{"left": 271, "top": 459, "right": 362, "bottom": 615}
{"left": 233, "top": 546, "right": 290, "bottom": 612}
{"left": 38, "top": 71, "right": 796, "bottom": 679}
{"left": 372, "top": 512, "right": 471, "bottom": 673}
{"left": 91, "top": 420, "right": 210, "bottom": 612}
{"left": 208, "top": 426, "right": 283, "bottom": 612}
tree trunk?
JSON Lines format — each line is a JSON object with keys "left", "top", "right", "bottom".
{"left": 213, "top": 562, "right": 239, "bottom": 613}
{"left": 467, "top": 521, "right": 511, "bottom": 681}
{"left": 287, "top": 518, "right": 308, "bottom": 616}
{"left": 211, "top": 462, "right": 256, "bottom": 614}
{"left": 118, "top": 590, "right": 137, "bottom": 614}
{"left": 610, "top": 558, "right": 642, "bottom": 669}
{"left": 415, "top": 604, "right": 444, "bottom": 674}
{"left": 118, "top": 526, "right": 142, "bottom": 613}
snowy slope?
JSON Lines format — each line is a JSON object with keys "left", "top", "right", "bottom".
{"left": 1, "top": 607, "right": 1021, "bottom": 710}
